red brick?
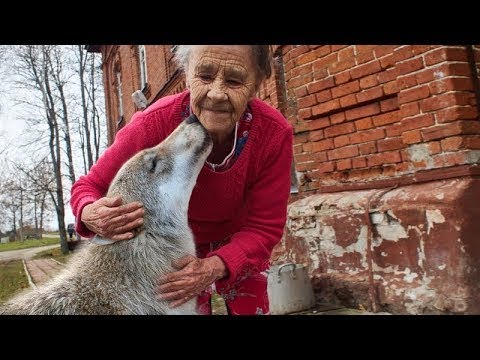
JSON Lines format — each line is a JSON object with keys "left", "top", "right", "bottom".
{"left": 312, "top": 99, "right": 341, "bottom": 116}
{"left": 435, "top": 106, "right": 478, "bottom": 123}
{"left": 337, "top": 159, "right": 352, "bottom": 171}
{"left": 331, "top": 45, "right": 348, "bottom": 51}
{"left": 297, "top": 94, "right": 317, "bottom": 109}
{"left": 402, "top": 129, "right": 422, "bottom": 144}
{"left": 372, "top": 111, "right": 399, "bottom": 127}
{"left": 359, "top": 74, "right": 379, "bottom": 89}
{"left": 334, "top": 71, "right": 352, "bottom": 85}
{"left": 377, "top": 137, "right": 405, "bottom": 152}
{"left": 332, "top": 81, "right": 360, "bottom": 98}
{"left": 339, "top": 94, "right": 358, "bottom": 108}
{"left": 427, "top": 141, "right": 442, "bottom": 154}
{"left": 288, "top": 74, "right": 314, "bottom": 88}
{"left": 330, "top": 112, "right": 346, "bottom": 125}
{"left": 399, "top": 102, "right": 420, "bottom": 117}
{"left": 393, "top": 46, "right": 414, "bottom": 62}
{"left": 359, "top": 142, "right": 377, "bottom": 155}
{"left": 357, "top": 49, "right": 375, "bottom": 65}
{"left": 355, "top": 117, "right": 373, "bottom": 130}
{"left": 397, "top": 57, "right": 424, "bottom": 76}
{"left": 307, "top": 77, "right": 335, "bottom": 94}
{"left": 367, "top": 151, "right": 402, "bottom": 167}
{"left": 313, "top": 46, "right": 333, "bottom": 58}
{"left": 383, "top": 80, "right": 399, "bottom": 95}
{"left": 415, "top": 68, "right": 435, "bottom": 85}
{"left": 290, "top": 63, "right": 313, "bottom": 78}
{"left": 312, "top": 53, "right": 338, "bottom": 71}
{"left": 311, "top": 139, "right": 334, "bottom": 152}
{"left": 308, "top": 129, "right": 324, "bottom": 142}
{"left": 424, "top": 47, "right": 468, "bottom": 66}
{"left": 398, "top": 85, "right": 430, "bottom": 104}
{"left": 288, "top": 45, "right": 310, "bottom": 59}
{"left": 338, "top": 46, "right": 355, "bottom": 61}
{"left": 349, "top": 128, "right": 385, "bottom": 144}
{"left": 401, "top": 113, "right": 435, "bottom": 132}
{"left": 421, "top": 122, "right": 463, "bottom": 141}
{"left": 429, "top": 77, "right": 474, "bottom": 95}
{"left": 350, "top": 60, "right": 382, "bottom": 79}
{"left": 305, "top": 117, "right": 331, "bottom": 131}
{"left": 398, "top": 74, "right": 417, "bottom": 90}
{"left": 464, "top": 136, "right": 480, "bottom": 149}
{"left": 293, "top": 144, "right": 303, "bottom": 154}
{"left": 378, "top": 68, "right": 399, "bottom": 84}
{"left": 298, "top": 108, "right": 312, "bottom": 120}
{"left": 420, "top": 92, "right": 474, "bottom": 113}
{"left": 411, "top": 45, "right": 433, "bottom": 55}
{"left": 313, "top": 68, "right": 329, "bottom": 80}
{"left": 440, "top": 136, "right": 463, "bottom": 151}
{"left": 330, "top": 58, "right": 356, "bottom": 74}
{"left": 380, "top": 98, "right": 399, "bottom": 112}
{"left": 325, "top": 122, "right": 356, "bottom": 138}
{"left": 356, "top": 86, "right": 384, "bottom": 103}
{"left": 294, "top": 132, "right": 309, "bottom": 144}
{"left": 379, "top": 54, "right": 395, "bottom": 70}
{"left": 334, "top": 135, "right": 351, "bottom": 148}
{"left": 433, "top": 152, "right": 468, "bottom": 168}
{"left": 345, "top": 103, "right": 380, "bottom": 121}
{"left": 295, "top": 152, "right": 327, "bottom": 163}
{"left": 329, "top": 145, "right": 359, "bottom": 160}
{"left": 352, "top": 157, "right": 367, "bottom": 168}
{"left": 374, "top": 45, "right": 398, "bottom": 58}
{"left": 316, "top": 89, "right": 333, "bottom": 103}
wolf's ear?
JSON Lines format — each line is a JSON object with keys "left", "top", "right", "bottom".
{"left": 143, "top": 152, "right": 158, "bottom": 173}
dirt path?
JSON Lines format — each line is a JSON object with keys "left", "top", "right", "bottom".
{"left": 0, "top": 245, "right": 60, "bottom": 262}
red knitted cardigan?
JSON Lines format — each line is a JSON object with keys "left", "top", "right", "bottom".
{"left": 70, "top": 90, "right": 293, "bottom": 284}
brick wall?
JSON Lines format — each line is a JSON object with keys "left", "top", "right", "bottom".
{"left": 283, "top": 45, "right": 480, "bottom": 194}
{"left": 101, "top": 45, "right": 178, "bottom": 145}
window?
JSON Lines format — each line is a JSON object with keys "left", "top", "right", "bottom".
{"left": 139, "top": 45, "right": 148, "bottom": 90}
{"left": 115, "top": 70, "right": 124, "bottom": 118}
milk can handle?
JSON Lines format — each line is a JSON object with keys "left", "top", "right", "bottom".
{"left": 277, "top": 263, "right": 297, "bottom": 282}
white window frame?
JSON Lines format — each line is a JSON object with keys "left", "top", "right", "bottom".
{"left": 139, "top": 45, "right": 148, "bottom": 90}
{"left": 116, "top": 70, "right": 124, "bottom": 117}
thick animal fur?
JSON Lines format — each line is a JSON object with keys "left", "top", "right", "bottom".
{"left": 1, "top": 115, "right": 212, "bottom": 315}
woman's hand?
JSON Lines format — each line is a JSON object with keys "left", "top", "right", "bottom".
{"left": 156, "top": 255, "right": 227, "bottom": 308}
{"left": 81, "top": 196, "right": 144, "bottom": 241}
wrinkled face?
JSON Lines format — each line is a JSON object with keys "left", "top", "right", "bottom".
{"left": 186, "top": 46, "right": 259, "bottom": 140}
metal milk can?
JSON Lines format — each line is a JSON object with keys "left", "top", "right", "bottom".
{"left": 267, "top": 263, "right": 316, "bottom": 315}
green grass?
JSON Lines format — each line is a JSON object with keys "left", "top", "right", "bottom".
{"left": 0, "top": 237, "right": 60, "bottom": 252}
{"left": 33, "top": 246, "right": 72, "bottom": 264}
{"left": 0, "top": 260, "right": 30, "bottom": 304}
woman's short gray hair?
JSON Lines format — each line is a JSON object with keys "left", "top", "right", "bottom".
{"left": 174, "top": 45, "right": 274, "bottom": 82}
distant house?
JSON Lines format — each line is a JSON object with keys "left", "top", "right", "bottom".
{"left": 89, "top": 45, "right": 480, "bottom": 314}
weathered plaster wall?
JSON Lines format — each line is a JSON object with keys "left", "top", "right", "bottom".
{"left": 278, "top": 177, "right": 480, "bottom": 314}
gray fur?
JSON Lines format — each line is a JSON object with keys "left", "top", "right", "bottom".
{"left": 1, "top": 118, "right": 212, "bottom": 315}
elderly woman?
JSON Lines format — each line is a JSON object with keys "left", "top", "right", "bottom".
{"left": 70, "top": 45, "right": 293, "bottom": 315}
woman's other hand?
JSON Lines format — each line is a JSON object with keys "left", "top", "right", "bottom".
{"left": 81, "top": 196, "right": 144, "bottom": 241}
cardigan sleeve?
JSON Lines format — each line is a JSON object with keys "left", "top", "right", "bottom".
{"left": 208, "top": 123, "right": 294, "bottom": 283}
{"left": 70, "top": 110, "right": 164, "bottom": 237}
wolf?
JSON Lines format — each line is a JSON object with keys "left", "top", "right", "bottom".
{"left": 1, "top": 114, "right": 212, "bottom": 315}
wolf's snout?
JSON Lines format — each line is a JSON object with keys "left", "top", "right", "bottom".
{"left": 185, "top": 114, "right": 199, "bottom": 124}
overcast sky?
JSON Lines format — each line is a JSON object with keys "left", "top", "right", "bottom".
{"left": 0, "top": 77, "right": 77, "bottom": 230}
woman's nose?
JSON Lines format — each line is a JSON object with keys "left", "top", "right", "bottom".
{"left": 207, "top": 80, "right": 228, "bottom": 101}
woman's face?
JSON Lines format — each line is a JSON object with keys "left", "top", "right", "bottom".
{"left": 186, "top": 46, "right": 258, "bottom": 140}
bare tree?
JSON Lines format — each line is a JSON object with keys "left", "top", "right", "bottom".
{"left": 14, "top": 158, "right": 55, "bottom": 239}
{"left": 75, "top": 45, "right": 94, "bottom": 170}
{"left": 48, "top": 46, "right": 76, "bottom": 186}
{"left": 73, "top": 46, "right": 106, "bottom": 171}
{"left": 11, "top": 45, "right": 69, "bottom": 254}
